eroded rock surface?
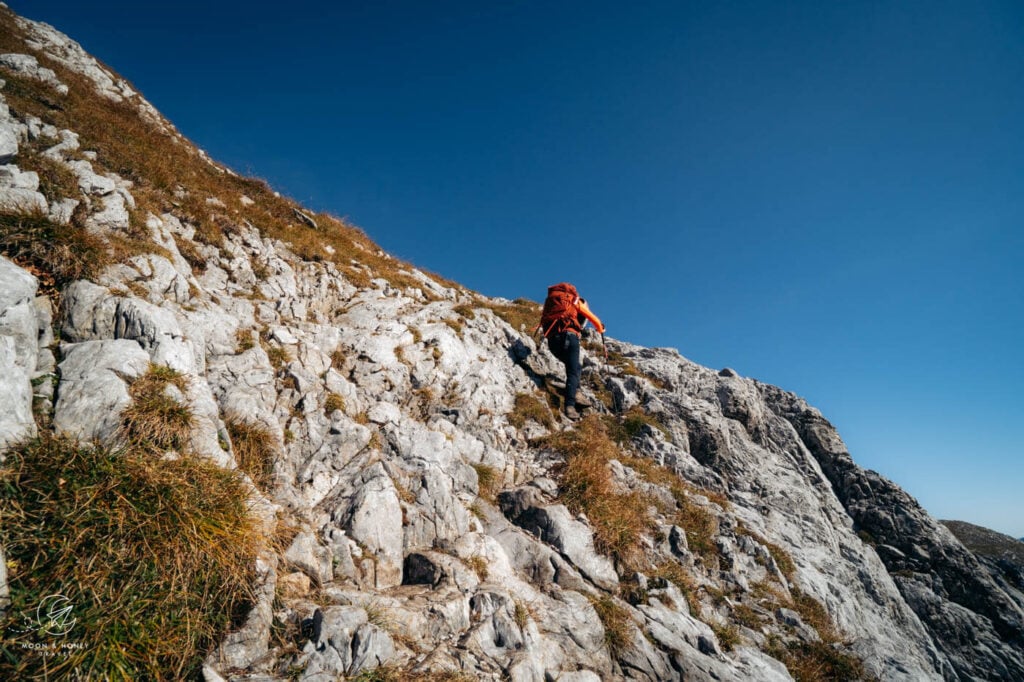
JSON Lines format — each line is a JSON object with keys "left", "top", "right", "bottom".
{"left": 1, "top": 7, "right": 1022, "bottom": 681}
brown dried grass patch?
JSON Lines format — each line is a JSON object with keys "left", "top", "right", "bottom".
{"left": 0, "top": 434, "right": 261, "bottom": 681}
{"left": 541, "top": 416, "right": 652, "bottom": 568}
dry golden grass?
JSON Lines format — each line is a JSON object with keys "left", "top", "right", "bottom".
{"left": 736, "top": 524, "right": 799, "bottom": 584}
{"left": 15, "top": 142, "right": 80, "bottom": 201}
{"left": 235, "top": 328, "right": 256, "bottom": 353}
{"left": 507, "top": 392, "right": 555, "bottom": 430}
{"left": 618, "top": 453, "right": 722, "bottom": 561}
{"left": 324, "top": 392, "right": 346, "bottom": 415}
{"left": 0, "top": 434, "right": 261, "bottom": 681}
{"left": 589, "top": 594, "right": 633, "bottom": 658}
{"left": 482, "top": 297, "right": 542, "bottom": 333}
{"left": 541, "top": 416, "right": 652, "bottom": 568}
{"left": 712, "top": 622, "right": 742, "bottom": 652}
{"left": 120, "top": 364, "right": 194, "bottom": 455}
{"left": 350, "top": 668, "right": 477, "bottom": 682}
{"left": 262, "top": 338, "right": 292, "bottom": 371}
{"left": 733, "top": 602, "right": 764, "bottom": 629}
{"left": 0, "top": 211, "right": 110, "bottom": 294}
{"left": 766, "top": 637, "right": 870, "bottom": 682}
{"left": 225, "top": 416, "right": 278, "bottom": 491}
{"left": 471, "top": 462, "right": 500, "bottom": 502}
{"left": 465, "top": 556, "right": 489, "bottom": 581}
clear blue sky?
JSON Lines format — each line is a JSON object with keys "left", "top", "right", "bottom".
{"left": 12, "top": 1, "right": 1023, "bottom": 538}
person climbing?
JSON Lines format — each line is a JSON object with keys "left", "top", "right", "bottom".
{"left": 535, "top": 282, "right": 605, "bottom": 420}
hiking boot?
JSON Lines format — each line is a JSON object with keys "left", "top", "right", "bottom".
{"left": 564, "top": 405, "right": 581, "bottom": 421}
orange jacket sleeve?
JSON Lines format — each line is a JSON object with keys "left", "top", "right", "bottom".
{"left": 577, "top": 299, "right": 605, "bottom": 333}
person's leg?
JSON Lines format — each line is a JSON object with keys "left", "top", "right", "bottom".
{"left": 563, "top": 332, "right": 581, "bottom": 409}
{"left": 547, "top": 333, "right": 567, "bottom": 364}
{"left": 547, "top": 332, "right": 581, "bottom": 413}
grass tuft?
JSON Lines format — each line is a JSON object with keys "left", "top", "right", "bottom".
{"left": 225, "top": 417, "right": 277, "bottom": 491}
{"left": 618, "top": 453, "right": 722, "bottom": 561}
{"left": 0, "top": 434, "right": 261, "bottom": 681}
{"left": 540, "top": 416, "right": 652, "bottom": 568}
{"left": 465, "top": 556, "right": 489, "bottom": 581}
{"left": 507, "top": 392, "right": 554, "bottom": 430}
{"left": 471, "top": 463, "right": 499, "bottom": 501}
{"left": 766, "top": 637, "right": 869, "bottom": 682}
{"left": 119, "top": 364, "right": 193, "bottom": 455}
{"left": 712, "top": 622, "right": 741, "bottom": 652}
{"left": 324, "top": 392, "right": 346, "bottom": 415}
{"left": 482, "top": 297, "right": 541, "bottom": 333}
{"left": 0, "top": 211, "right": 109, "bottom": 293}
{"left": 589, "top": 594, "right": 633, "bottom": 658}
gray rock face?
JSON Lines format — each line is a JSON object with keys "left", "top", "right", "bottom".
{"left": 0, "top": 163, "right": 48, "bottom": 212}
{"left": 0, "top": 256, "right": 40, "bottom": 450}
{"left": 505, "top": 501, "right": 619, "bottom": 591}
{"left": 52, "top": 339, "right": 150, "bottom": 443}
{"left": 0, "top": 53, "right": 68, "bottom": 95}
{"left": 0, "top": 125, "right": 17, "bottom": 163}
{"left": 764, "top": 385, "right": 1024, "bottom": 680}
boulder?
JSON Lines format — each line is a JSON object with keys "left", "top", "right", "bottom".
{"left": 510, "top": 504, "right": 618, "bottom": 591}
{"left": 52, "top": 339, "right": 149, "bottom": 444}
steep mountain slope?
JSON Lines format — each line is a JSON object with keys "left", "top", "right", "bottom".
{"left": 1, "top": 6, "right": 1022, "bottom": 681}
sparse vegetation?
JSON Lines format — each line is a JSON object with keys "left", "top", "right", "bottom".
{"left": 540, "top": 416, "right": 652, "bottom": 568}
{"left": 465, "top": 556, "right": 489, "bottom": 580}
{"left": 471, "top": 463, "right": 500, "bottom": 501}
{"left": 482, "top": 297, "right": 541, "bottom": 332}
{"left": 507, "top": 392, "right": 555, "bottom": 430}
{"left": 225, "top": 416, "right": 277, "bottom": 491}
{"left": 766, "top": 637, "right": 869, "bottom": 682}
{"left": 0, "top": 211, "right": 109, "bottom": 294}
{"left": 263, "top": 339, "right": 292, "bottom": 371}
{"left": 712, "top": 622, "right": 741, "bottom": 652}
{"left": 766, "top": 541, "right": 798, "bottom": 583}
{"left": 513, "top": 600, "right": 531, "bottom": 629}
{"left": 0, "top": 434, "right": 260, "bottom": 681}
{"left": 410, "top": 386, "right": 436, "bottom": 420}
{"left": 120, "top": 364, "right": 194, "bottom": 455}
{"left": 16, "top": 147, "right": 79, "bottom": 202}
{"left": 324, "top": 392, "right": 346, "bottom": 415}
{"left": 236, "top": 328, "right": 256, "bottom": 352}
{"left": 590, "top": 594, "right": 633, "bottom": 658}
{"left": 618, "top": 453, "right": 722, "bottom": 561}
{"left": 733, "top": 603, "right": 764, "bottom": 629}
{"left": 350, "top": 668, "right": 476, "bottom": 682}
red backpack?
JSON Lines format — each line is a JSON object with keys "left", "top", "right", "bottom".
{"left": 538, "top": 283, "right": 580, "bottom": 337}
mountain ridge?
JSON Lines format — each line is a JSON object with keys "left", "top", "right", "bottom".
{"left": 1, "top": 5, "right": 1023, "bottom": 681}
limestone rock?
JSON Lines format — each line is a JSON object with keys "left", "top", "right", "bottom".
{"left": 3, "top": 8, "right": 1020, "bottom": 680}
{"left": 52, "top": 339, "right": 150, "bottom": 444}
{"left": 0, "top": 124, "right": 16, "bottom": 163}
{"left": 0, "top": 257, "right": 39, "bottom": 449}
{"left": 0, "top": 337, "right": 35, "bottom": 450}
{"left": 0, "top": 53, "right": 68, "bottom": 95}
{"left": 507, "top": 503, "right": 619, "bottom": 591}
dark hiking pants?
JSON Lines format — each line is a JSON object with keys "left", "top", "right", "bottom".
{"left": 548, "top": 331, "right": 581, "bottom": 409}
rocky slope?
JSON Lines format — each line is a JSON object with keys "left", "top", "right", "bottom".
{"left": 2, "top": 6, "right": 1023, "bottom": 681}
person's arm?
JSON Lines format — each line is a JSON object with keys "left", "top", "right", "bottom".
{"left": 577, "top": 299, "right": 605, "bottom": 333}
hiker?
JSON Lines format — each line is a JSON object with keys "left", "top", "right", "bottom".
{"left": 536, "top": 282, "right": 605, "bottom": 420}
